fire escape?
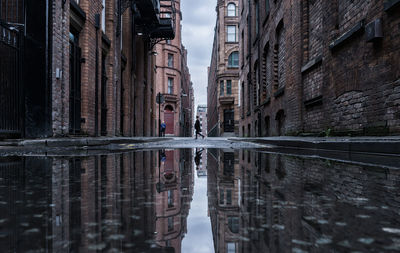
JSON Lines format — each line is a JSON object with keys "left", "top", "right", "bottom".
{"left": 124, "top": 0, "right": 176, "bottom": 49}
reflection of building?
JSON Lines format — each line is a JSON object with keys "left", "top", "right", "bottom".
{"left": 207, "top": 0, "right": 240, "bottom": 137}
{"left": 208, "top": 149, "right": 241, "bottom": 253}
{"left": 155, "top": 149, "right": 194, "bottom": 253}
{"left": 0, "top": 150, "right": 194, "bottom": 252}
{"left": 195, "top": 148, "right": 208, "bottom": 177}
{"left": 154, "top": 0, "right": 194, "bottom": 137}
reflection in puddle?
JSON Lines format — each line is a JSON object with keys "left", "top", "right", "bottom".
{"left": 0, "top": 149, "right": 399, "bottom": 252}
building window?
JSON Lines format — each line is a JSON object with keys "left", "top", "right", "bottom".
{"left": 168, "top": 78, "right": 174, "bottom": 94}
{"left": 220, "top": 189, "right": 224, "bottom": 205}
{"left": 265, "top": 0, "right": 270, "bottom": 14}
{"left": 227, "top": 25, "right": 237, "bottom": 42}
{"left": 227, "top": 80, "right": 232, "bottom": 95}
{"left": 228, "top": 51, "right": 239, "bottom": 67}
{"left": 102, "top": 0, "right": 106, "bottom": 31}
{"left": 168, "top": 53, "right": 174, "bottom": 67}
{"left": 220, "top": 80, "right": 224, "bottom": 96}
{"left": 255, "top": 0, "right": 260, "bottom": 36}
{"left": 228, "top": 217, "right": 239, "bottom": 233}
{"left": 168, "top": 190, "right": 174, "bottom": 208}
{"left": 227, "top": 243, "right": 236, "bottom": 253}
{"left": 227, "top": 3, "right": 236, "bottom": 16}
{"left": 168, "top": 217, "right": 173, "bottom": 231}
{"left": 226, "top": 189, "right": 232, "bottom": 205}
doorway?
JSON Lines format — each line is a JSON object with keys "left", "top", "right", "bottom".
{"left": 164, "top": 105, "right": 174, "bottom": 135}
{"left": 223, "top": 109, "right": 235, "bottom": 132}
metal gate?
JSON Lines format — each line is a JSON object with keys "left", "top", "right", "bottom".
{"left": 0, "top": 0, "right": 24, "bottom": 136}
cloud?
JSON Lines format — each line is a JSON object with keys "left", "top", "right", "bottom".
{"left": 181, "top": 0, "right": 217, "bottom": 108}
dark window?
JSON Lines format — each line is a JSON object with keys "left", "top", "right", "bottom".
{"left": 228, "top": 51, "right": 239, "bottom": 67}
{"left": 168, "top": 53, "right": 174, "bottom": 67}
{"left": 220, "top": 80, "right": 224, "bottom": 96}
{"left": 228, "top": 217, "right": 239, "bottom": 233}
{"left": 227, "top": 80, "right": 232, "bottom": 95}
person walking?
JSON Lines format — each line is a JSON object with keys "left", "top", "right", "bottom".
{"left": 160, "top": 121, "right": 166, "bottom": 137}
{"left": 194, "top": 116, "right": 205, "bottom": 139}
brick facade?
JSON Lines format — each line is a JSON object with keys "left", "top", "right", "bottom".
{"left": 208, "top": 0, "right": 241, "bottom": 137}
{"left": 239, "top": 0, "right": 400, "bottom": 137}
{"left": 1, "top": 0, "right": 182, "bottom": 138}
{"left": 154, "top": 0, "right": 194, "bottom": 137}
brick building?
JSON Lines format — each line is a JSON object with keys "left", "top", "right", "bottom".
{"left": 155, "top": 149, "right": 194, "bottom": 252}
{"left": 0, "top": 0, "right": 177, "bottom": 138}
{"left": 239, "top": 0, "right": 400, "bottom": 137}
{"left": 207, "top": 0, "right": 241, "bottom": 137}
{"left": 196, "top": 105, "right": 208, "bottom": 136}
{"left": 154, "top": 0, "right": 194, "bottom": 137}
{"left": 207, "top": 149, "right": 240, "bottom": 253}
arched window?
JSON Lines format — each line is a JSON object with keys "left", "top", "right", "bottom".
{"left": 227, "top": 3, "right": 236, "bottom": 16}
{"left": 228, "top": 51, "right": 239, "bottom": 67}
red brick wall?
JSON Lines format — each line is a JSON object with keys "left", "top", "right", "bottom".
{"left": 239, "top": 0, "right": 400, "bottom": 136}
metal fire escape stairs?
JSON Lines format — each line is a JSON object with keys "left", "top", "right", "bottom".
{"left": 125, "top": 0, "right": 176, "bottom": 50}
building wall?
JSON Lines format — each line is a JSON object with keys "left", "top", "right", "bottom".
{"left": 154, "top": 0, "right": 193, "bottom": 137}
{"left": 1, "top": 0, "right": 160, "bottom": 138}
{"left": 239, "top": 0, "right": 400, "bottom": 137}
{"left": 197, "top": 105, "right": 208, "bottom": 135}
{"left": 208, "top": 0, "right": 241, "bottom": 137}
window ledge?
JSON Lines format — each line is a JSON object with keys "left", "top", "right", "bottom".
{"left": 226, "top": 41, "right": 239, "bottom": 44}
{"left": 301, "top": 55, "right": 322, "bottom": 74}
{"left": 304, "top": 95, "right": 323, "bottom": 108}
{"left": 262, "top": 12, "right": 270, "bottom": 27}
{"left": 384, "top": 0, "right": 400, "bottom": 11}
{"left": 274, "top": 86, "right": 285, "bottom": 98}
{"left": 329, "top": 20, "right": 365, "bottom": 51}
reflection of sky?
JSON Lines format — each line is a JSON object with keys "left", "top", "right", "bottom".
{"left": 181, "top": 175, "right": 214, "bottom": 252}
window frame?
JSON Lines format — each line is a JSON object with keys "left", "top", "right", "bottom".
{"left": 227, "top": 80, "right": 232, "bottom": 95}
{"left": 228, "top": 51, "right": 239, "bottom": 68}
{"left": 168, "top": 77, "right": 174, "bottom": 94}
{"left": 227, "top": 3, "right": 236, "bottom": 16}
{"left": 227, "top": 25, "right": 237, "bottom": 42}
{"left": 168, "top": 53, "right": 174, "bottom": 68}
{"left": 220, "top": 80, "right": 225, "bottom": 96}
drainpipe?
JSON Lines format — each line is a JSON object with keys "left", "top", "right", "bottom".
{"left": 131, "top": 2, "right": 136, "bottom": 136}
{"left": 248, "top": 0, "right": 252, "bottom": 135}
{"left": 95, "top": 14, "right": 100, "bottom": 136}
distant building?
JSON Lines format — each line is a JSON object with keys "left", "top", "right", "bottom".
{"left": 196, "top": 105, "right": 208, "bottom": 136}
{"left": 207, "top": 0, "right": 240, "bottom": 137}
{"left": 154, "top": 0, "right": 194, "bottom": 137}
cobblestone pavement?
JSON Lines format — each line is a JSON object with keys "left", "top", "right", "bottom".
{"left": 115, "top": 137, "right": 266, "bottom": 150}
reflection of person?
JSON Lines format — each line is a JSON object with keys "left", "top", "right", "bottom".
{"left": 194, "top": 148, "right": 204, "bottom": 170}
{"left": 194, "top": 116, "right": 205, "bottom": 139}
{"left": 160, "top": 121, "right": 166, "bottom": 137}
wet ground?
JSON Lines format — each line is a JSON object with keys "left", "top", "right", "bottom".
{"left": 0, "top": 144, "right": 399, "bottom": 252}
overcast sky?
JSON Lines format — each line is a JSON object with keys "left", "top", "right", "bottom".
{"left": 181, "top": 0, "right": 217, "bottom": 108}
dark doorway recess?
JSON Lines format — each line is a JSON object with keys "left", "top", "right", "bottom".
{"left": 224, "top": 109, "right": 235, "bottom": 132}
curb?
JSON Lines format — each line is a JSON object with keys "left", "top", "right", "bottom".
{"left": 231, "top": 138, "right": 400, "bottom": 156}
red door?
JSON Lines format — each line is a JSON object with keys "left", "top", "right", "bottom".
{"left": 164, "top": 109, "right": 174, "bottom": 135}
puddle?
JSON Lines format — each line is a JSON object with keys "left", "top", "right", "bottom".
{"left": 0, "top": 149, "right": 399, "bottom": 252}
